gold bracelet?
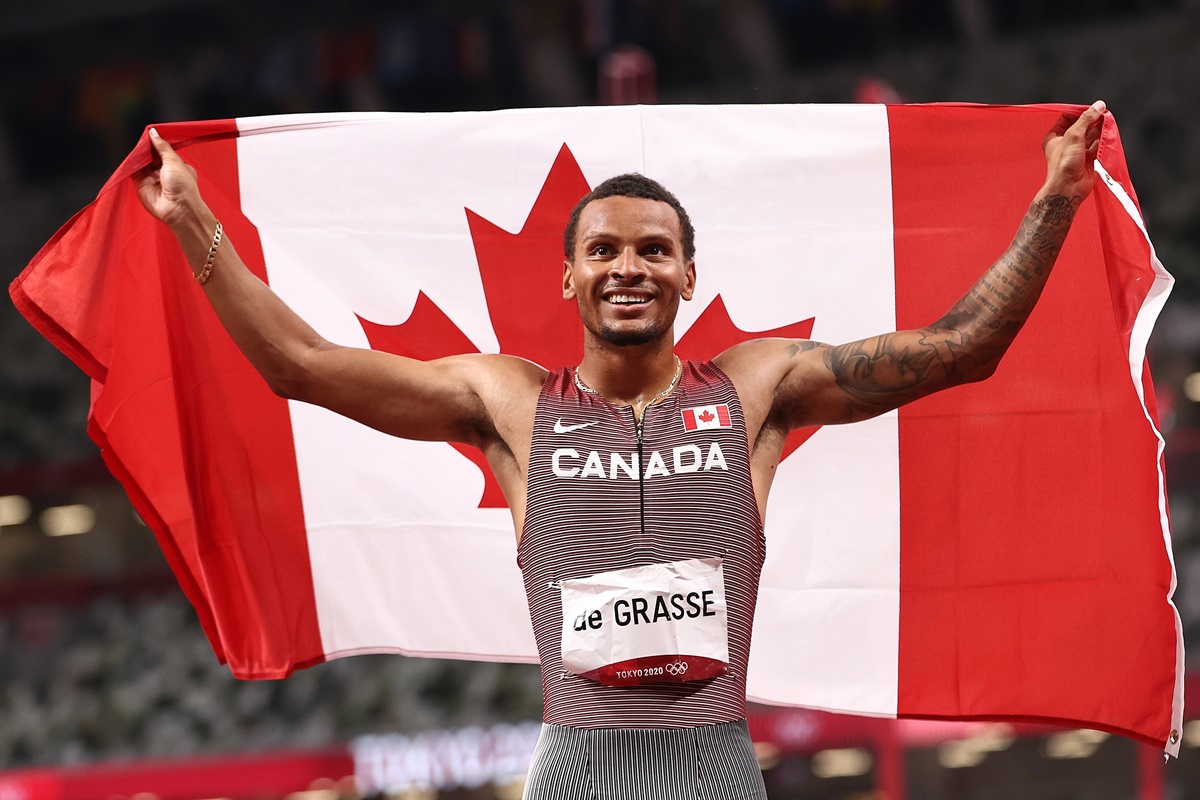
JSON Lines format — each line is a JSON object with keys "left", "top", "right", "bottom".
{"left": 195, "top": 220, "right": 223, "bottom": 285}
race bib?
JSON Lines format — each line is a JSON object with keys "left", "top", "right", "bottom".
{"left": 559, "top": 557, "right": 729, "bottom": 686}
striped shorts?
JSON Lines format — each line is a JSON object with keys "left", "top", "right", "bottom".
{"left": 522, "top": 718, "right": 768, "bottom": 800}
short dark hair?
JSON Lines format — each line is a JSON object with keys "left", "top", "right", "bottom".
{"left": 563, "top": 174, "right": 695, "bottom": 261}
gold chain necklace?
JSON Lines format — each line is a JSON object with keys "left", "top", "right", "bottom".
{"left": 574, "top": 356, "right": 683, "bottom": 411}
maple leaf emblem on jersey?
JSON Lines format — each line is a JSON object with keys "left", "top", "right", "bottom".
{"left": 358, "top": 145, "right": 820, "bottom": 508}
{"left": 698, "top": 410, "right": 716, "bottom": 423}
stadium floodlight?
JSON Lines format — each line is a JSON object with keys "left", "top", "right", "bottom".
{"left": 0, "top": 495, "right": 32, "bottom": 527}
{"left": 1183, "top": 720, "right": 1200, "bottom": 748}
{"left": 811, "top": 747, "right": 873, "bottom": 778}
{"left": 39, "top": 503, "right": 96, "bottom": 537}
{"left": 937, "top": 739, "right": 988, "bottom": 769}
{"left": 1043, "top": 729, "right": 1109, "bottom": 760}
{"left": 1184, "top": 372, "right": 1200, "bottom": 403}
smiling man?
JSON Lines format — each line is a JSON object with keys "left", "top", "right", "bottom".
{"left": 137, "top": 100, "right": 1106, "bottom": 800}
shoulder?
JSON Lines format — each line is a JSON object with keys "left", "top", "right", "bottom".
{"left": 447, "top": 354, "right": 547, "bottom": 460}
{"left": 457, "top": 353, "right": 549, "bottom": 400}
{"left": 711, "top": 337, "right": 829, "bottom": 437}
{"left": 490, "top": 353, "right": 553, "bottom": 383}
{"left": 417, "top": 353, "right": 545, "bottom": 430}
{"left": 712, "top": 337, "right": 825, "bottom": 386}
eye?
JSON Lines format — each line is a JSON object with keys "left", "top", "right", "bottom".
{"left": 643, "top": 243, "right": 668, "bottom": 257}
{"left": 590, "top": 244, "right": 613, "bottom": 257}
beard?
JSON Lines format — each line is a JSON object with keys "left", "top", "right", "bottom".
{"left": 576, "top": 292, "right": 678, "bottom": 348}
{"left": 598, "top": 324, "right": 659, "bottom": 346}
{"left": 593, "top": 317, "right": 666, "bottom": 347}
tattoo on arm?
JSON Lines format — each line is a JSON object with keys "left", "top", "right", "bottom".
{"left": 787, "top": 340, "right": 828, "bottom": 358}
{"left": 823, "top": 193, "right": 1081, "bottom": 421}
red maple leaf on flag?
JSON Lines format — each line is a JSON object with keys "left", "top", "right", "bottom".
{"left": 698, "top": 410, "right": 716, "bottom": 423}
{"left": 359, "top": 145, "right": 820, "bottom": 508}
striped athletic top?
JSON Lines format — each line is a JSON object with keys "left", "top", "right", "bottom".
{"left": 518, "top": 361, "right": 765, "bottom": 728}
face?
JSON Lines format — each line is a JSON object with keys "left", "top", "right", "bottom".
{"left": 563, "top": 196, "right": 696, "bottom": 348}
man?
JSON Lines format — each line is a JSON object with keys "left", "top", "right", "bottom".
{"left": 137, "top": 100, "right": 1106, "bottom": 799}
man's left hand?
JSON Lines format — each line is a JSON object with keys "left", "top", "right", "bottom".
{"left": 1041, "top": 100, "right": 1106, "bottom": 199}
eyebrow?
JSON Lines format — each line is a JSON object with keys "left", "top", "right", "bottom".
{"left": 580, "top": 227, "right": 677, "bottom": 245}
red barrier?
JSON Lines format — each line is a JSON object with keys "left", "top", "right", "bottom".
{"left": 0, "top": 750, "right": 353, "bottom": 800}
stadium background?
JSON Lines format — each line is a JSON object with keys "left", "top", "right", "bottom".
{"left": 1, "top": 0, "right": 1199, "bottom": 797}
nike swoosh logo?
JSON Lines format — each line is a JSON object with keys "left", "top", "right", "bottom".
{"left": 554, "top": 419, "right": 599, "bottom": 434}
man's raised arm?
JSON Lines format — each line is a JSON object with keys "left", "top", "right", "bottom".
{"left": 136, "top": 129, "right": 542, "bottom": 448}
{"left": 734, "top": 100, "right": 1108, "bottom": 431}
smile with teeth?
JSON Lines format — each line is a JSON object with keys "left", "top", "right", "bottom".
{"left": 607, "top": 294, "right": 651, "bottom": 305}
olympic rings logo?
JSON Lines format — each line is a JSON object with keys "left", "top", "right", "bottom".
{"left": 664, "top": 660, "right": 688, "bottom": 676}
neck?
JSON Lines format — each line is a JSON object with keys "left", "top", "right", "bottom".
{"left": 576, "top": 336, "right": 679, "bottom": 408}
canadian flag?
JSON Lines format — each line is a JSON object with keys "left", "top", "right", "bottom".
{"left": 681, "top": 404, "right": 732, "bottom": 431}
{"left": 10, "top": 104, "right": 1183, "bottom": 752}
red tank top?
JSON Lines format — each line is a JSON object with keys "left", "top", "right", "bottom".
{"left": 518, "top": 360, "right": 765, "bottom": 728}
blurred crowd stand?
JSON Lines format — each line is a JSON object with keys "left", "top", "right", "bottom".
{"left": 0, "top": 585, "right": 543, "bottom": 767}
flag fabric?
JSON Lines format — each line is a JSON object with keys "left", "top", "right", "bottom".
{"left": 10, "top": 104, "right": 1182, "bottom": 752}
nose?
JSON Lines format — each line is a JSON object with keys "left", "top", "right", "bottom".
{"left": 610, "top": 246, "right": 647, "bottom": 279}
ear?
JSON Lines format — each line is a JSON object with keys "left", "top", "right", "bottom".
{"left": 563, "top": 259, "right": 577, "bottom": 300}
{"left": 681, "top": 260, "right": 696, "bottom": 302}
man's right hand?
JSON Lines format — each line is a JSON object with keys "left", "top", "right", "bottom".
{"left": 136, "top": 128, "right": 204, "bottom": 230}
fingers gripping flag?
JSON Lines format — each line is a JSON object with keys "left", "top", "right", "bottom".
{"left": 10, "top": 105, "right": 1183, "bottom": 752}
